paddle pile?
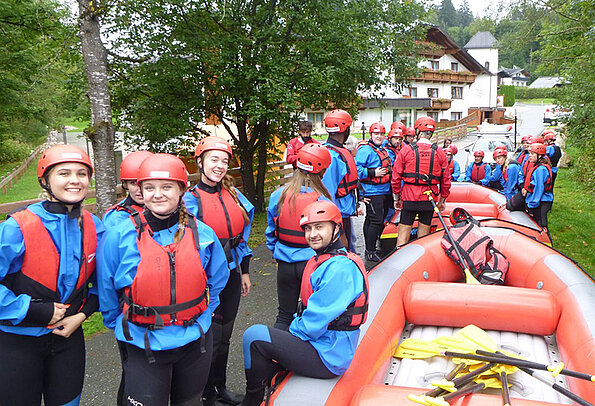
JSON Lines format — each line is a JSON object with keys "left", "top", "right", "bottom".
{"left": 393, "top": 325, "right": 593, "bottom": 406}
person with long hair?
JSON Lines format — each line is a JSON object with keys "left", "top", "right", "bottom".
{"left": 266, "top": 143, "right": 332, "bottom": 330}
{"left": 98, "top": 153, "right": 228, "bottom": 406}
{"left": 522, "top": 143, "right": 554, "bottom": 233}
{"left": 242, "top": 200, "right": 368, "bottom": 406}
{"left": 492, "top": 147, "right": 523, "bottom": 200}
{"left": 0, "top": 144, "right": 105, "bottom": 405}
{"left": 184, "top": 136, "right": 254, "bottom": 406}
{"left": 103, "top": 150, "right": 153, "bottom": 227}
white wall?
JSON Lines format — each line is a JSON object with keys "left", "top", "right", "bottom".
{"left": 466, "top": 48, "right": 498, "bottom": 75}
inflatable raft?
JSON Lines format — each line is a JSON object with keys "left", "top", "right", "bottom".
{"left": 381, "top": 183, "right": 552, "bottom": 252}
{"left": 268, "top": 224, "right": 594, "bottom": 405}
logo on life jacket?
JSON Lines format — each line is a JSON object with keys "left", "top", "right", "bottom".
{"left": 360, "top": 142, "right": 392, "bottom": 185}
{"left": 524, "top": 163, "right": 553, "bottom": 194}
{"left": 401, "top": 142, "right": 443, "bottom": 186}
{"left": 326, "top": 144, "right": 358, "bottom": 198}
{"left": 275, "top": 191, "right": 320, "bottom": 248}
{"left": 1, "top": 208, "right": 97, "bottom": 326}
{"left": 299, "top": 250, "right": 369, "bottom": 331}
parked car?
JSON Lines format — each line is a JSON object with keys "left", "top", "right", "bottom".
{"left": 464, "top": 136, "right": 514, "bottom": 170}
{"left": 544, "top": 106, "right": 572, "bottom": 125}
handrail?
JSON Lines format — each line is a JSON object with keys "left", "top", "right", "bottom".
{"left": 0, "top": 145, "right": 45, "bottom": 194}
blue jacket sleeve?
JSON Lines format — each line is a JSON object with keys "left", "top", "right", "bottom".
{"left": 198, "top": 223, "right": 229, "bottom": 315}
{"left": 355, "top": 146, "right": 375, "bottom": 180}
{"left": 0, "top": 218, "right": 30, "bottom": 325}
{"left": 321, "top": 151, "right": 347, "bottom": 202}
{"left": 525, "top": 167, "right": 549, "bottom": 208}
{"left": 265, "top": 188, "right": 281, "bottom": 253}
{"left": 488, "top": 164, "right": 503, "bottom": 183}
{"left": 290, "top": 256, "right": 363, "bottom": 341}
{"left": 464, "top": 164, "right": 473, "bottom": 182}
{"left": 479, "top": 164, "right": 492, "bottom": 186}
{"left": 452, "top": 161, "right": 461, "bottom": 182}
{"left": 233, "top": 190, "right": 254, "bottom": 269}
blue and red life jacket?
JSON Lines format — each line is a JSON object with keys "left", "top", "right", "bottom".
{"left": 326, "top": 144, "right": 358, "bottom": 197}
{"left": 275, "top": 191, "right": 319, "bottom": 248}
{"left": 360, "top": 142, "right": 392, "bottom": 185}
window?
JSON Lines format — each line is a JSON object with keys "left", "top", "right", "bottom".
{"left": 485, "top": 61, "right": 490, "bottom": 71}
{"left": 451, "top": 62, "right": 459, "bottom": 72}
{"left": 430, "top": 60, "right": 440, "bottom": 70}
{"left": 451, "top": 86, "right": 463, "bottom": 99}
{"left": 451, "top": 112, "right": 462, "bottom": 121}
{"left": 393, "top": 109, "right": 413, "bottom": 127}
{"left": 427, "top": 88, "right": 439, "bottom": 98}
{"left": 307, "top": 112, "right": 324, "bottom": 130}
{"left": 426, "top": 111, "right": 439, "bottom": 121}
{"left": 403, "top": 86, "right": 417, "bottom": 97}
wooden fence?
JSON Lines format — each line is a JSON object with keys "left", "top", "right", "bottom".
{"left": 0, "top": 145, "right": 45, "bottom": 194}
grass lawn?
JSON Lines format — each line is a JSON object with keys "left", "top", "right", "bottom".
{"left": 549, "top": 166, "right": 595, "bottom": 278}
{"left": 248, "top": 212, "right": 267, "bottom": 247}
{"left": 516, "top": 98, "right": 556, "bottom": 105}
{"left": 63, "top": 117, "right": 90, "bottom": 132}
{"left": 0, "top": 164, "right": 43, "bottom": 205}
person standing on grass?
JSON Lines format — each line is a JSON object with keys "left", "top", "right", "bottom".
{"left": 266, "top": 143, "right": 332, "bottom": 330}
{"left": 544, "top": 131, "right": 562, "bottom": 187}
{"left": 355, "top": 122, "right": 393, "bottom": 262}
{"left": 98, "top": 154, "right": 228, "bottom": 406}
{"left": 392, "top": 116, "right": 451, "bottom": 248}
{"left": 184, "top": 136, "right": 254, "bottom": 406}
{"left": 241, "top": 200, "right": 368, "bottom": 406}
{"left": 0, "top": 144, "right": 105, "bottom": 406}
{"left": 285, "top": 121, "right": 320, "bottom": 168}
{"left": 103, "top": 150, "right": 153, "bottom": 228}
{"left": 522, "top": 143, "right": 554, "bottom": 235}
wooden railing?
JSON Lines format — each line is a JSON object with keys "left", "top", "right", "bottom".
{"left": 0, "top": 145, "right": 45, "bottom": 194}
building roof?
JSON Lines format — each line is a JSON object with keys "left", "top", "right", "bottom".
{"left": 498, "top": 67, "right": 530, "bottom": 78}
{"left": 464, "top": 31, "right": 498, "bottom": 49}
{"left": 426, "top": 27, "right": 491, "bottom": 75}
{"left": 529, "top": 76, "right": 565, "bottom": 88}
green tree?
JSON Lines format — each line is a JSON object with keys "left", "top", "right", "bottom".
{"left": 107, "top": 0, "right": 425, "bottom": 210}
{"left": 437, "top": 0, "right": 459, "bottom": 30}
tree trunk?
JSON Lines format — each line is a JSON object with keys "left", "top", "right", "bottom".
{"left": 236, "top": 121, "right": 258, "bottom": 207}
{"left": 255, "top": 122, "right": 270, "bottom": 213}
{"left": 77, "top": 0, "right": 116, "bottom": 217}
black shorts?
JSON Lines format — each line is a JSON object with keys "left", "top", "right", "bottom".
{"left": 400, "top": 200, "right": 434, "bottom": 226}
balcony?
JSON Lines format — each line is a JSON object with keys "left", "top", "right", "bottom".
{"left": 416, "top": 69, "right": 477, "bottom": 84}
{"left": 431, "top": 99, "right": 452, "bottom": 110}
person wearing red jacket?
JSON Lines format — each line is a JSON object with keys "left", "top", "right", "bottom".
{"left": 392, "top": 116, "right": 451, "bottom": 248}
{"left": 285, "top": 121, "right": 320, "bottom": 167}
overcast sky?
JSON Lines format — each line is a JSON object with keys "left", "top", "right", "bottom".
{"left": 430, "top": 0, "right": 513, "bottom": 18}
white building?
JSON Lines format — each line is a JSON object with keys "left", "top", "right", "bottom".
{"left": 306, "top": 27, "right": 502, "bottom": 133}
{"left": 498, "top": 66, "right": 531, "bottom": 87}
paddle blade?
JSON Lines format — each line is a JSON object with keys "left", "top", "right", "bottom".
{"left": 455, "top": 325, "right": 498, "bottom": 352}
{"left": 434, "top": 336, "right": 479, "bottom": 353}
{"left": 395, "top": 338, "right": 441, "bottom": 359}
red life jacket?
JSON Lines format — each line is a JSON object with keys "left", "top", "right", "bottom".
{"left": 524, "top": 163, "right": 553, "bottom": 194}
{"left": 275, "top": 190, "right": 319, "bottom": 248}
{"left": 360, "top": 142, "right": 392, "bottom": 185}
{"left": 470, "top": 162, "right": 487, "bottom": 182}
{"left": 190, "top": 185, "right": 246, "bottom": 263}
{"left": 387, "top": 145, "right": 400, "bottom": 159}
{"left": 502, "top": 161, "right": 520, "bottom": 182}
{"left": 517, "top": 150, "right": 528, "bottom": 165}
{"left": 2, "top": 208, "right": 97, "bottom": 325}
{"left": 122, "top": 212, "right": 209, "bottom": 335}
{"left": 447, "top": 159, "right": 454, "bottom": 177}
{"left": 522, "top": 158, "right": 534, "bottom": 177}
{"left": 299, "top": 250, "right": 369, "bottom": 331}
{"left": 107, "top": 198, "right": 143, "bottom": 216}
{"left": 326, "top": 144, "right": 358, "bottom": 197}
{"left": 402, "top": 142, "right": 442, "bottom": 186}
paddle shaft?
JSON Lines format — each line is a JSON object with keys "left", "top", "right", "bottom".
{"left": 444, "top": 351, "right": 595, "bottom": 382}
{"left": 499, "top": 371, "right": 511, "bottom": 406}
{"left": 424, "top": 363, "right": 466, "bottom": 397}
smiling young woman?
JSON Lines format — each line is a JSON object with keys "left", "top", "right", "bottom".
{"left": 0, "top": 144, "right": 105, "bottom": 406}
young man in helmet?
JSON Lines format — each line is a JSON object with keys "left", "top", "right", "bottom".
{"left": 355, "top": 122, "right": 393, "bottom": 262}
{"left": 241, "top": 201, "right": 368, "bottom": 406}
{"left": 285, "top": 120, "right": 320, "bottom": 168}
{"left": 403, "top": 127, "right": 416, "bottom": 146}
{"left": 464, "top": 150, "right": 492, "bottom": 185}
{"left": 391, "top": 116, "right": 451, "bottom": 248}
{"left": 386, "top": 128, "right": 403, "bottom": 163}
{"left": 544, "top": 131, "right": 561, "bottom": 187}
{"left": 321, "top": 109, "right": 359, "bottom": 251}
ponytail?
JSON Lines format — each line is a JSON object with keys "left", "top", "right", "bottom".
{"left": 174, "top": 201, "right": 189, "bottom": 244}
{"left": 221, "top": 174, "right": 250, "bottom": 225}
{"left": 278, "top": 169, "right": 331, "bottom": 216}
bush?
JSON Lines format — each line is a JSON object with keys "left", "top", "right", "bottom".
{"left": 515, "top": 87, "right": 562, "bottom": 100}
{"left": 499, "top": 85, "right": 516, "bottom": 106}
{"left": 0, "top": 138, "right": 34, "bottom": 163}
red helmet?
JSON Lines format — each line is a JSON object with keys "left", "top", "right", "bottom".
{"left": 390, "top": 121, "right": 407, "bottom": 132}
{"left": 369, "top": 122, "right": 386, "bottom": 134}
{"left": 414, "top": 116, "right": 436, "bottom": 132}
{"left": 493, "top": 149, "right": 507, "bottom": 159}
{"left": 137, "top": 154, "right": 188, "bottom": 185}
{"left": 388, "top": 128, "right": 403, "bottom": 139}
{"left": 544, "top": 133, "right": 557, "bottom": 142}
{"left": 521, "top": 135, "right": 532, "bottom": 143}
{"left": 296, "top": 143, "right": 331, "bottom": 174}
{"left": 528, "top": 143, "right": 547, "bottom": 155}
{"left": 120, "top": 151, "right": 153, "bottom": 181}
{"left": 195, "top": 136, "right": 233, "bottom": 159}
{"left": 448, "top": 145, "right": 458, "bottom": 155}
{"left": 530, "top": 136, "right": 544, "bottom": 144}
{"left": 542, "top": 129, "right": 555, "bottom": 135}
{"left": 299, "top": 200, "right": 342, "bottom": 229}
{"left": 473, "top": 150, "right": 485, "bottom": 158}
{"left": 38, "top": 144, "right": 93, "bottom": 178}
{"left": 404, "top": 127, "right": 416, "bottom": 137}
{"left": 324, "top": 109, "right": 352, "bottom": 133}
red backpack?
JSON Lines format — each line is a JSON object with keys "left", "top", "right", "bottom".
{"left": 440, "top": 210, "right": 509, "bottom": 285}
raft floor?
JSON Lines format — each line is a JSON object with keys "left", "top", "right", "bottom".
{"left": 386, "top": 324, "right": 572, "bottom": 404}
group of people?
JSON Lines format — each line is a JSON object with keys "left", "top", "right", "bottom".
{"left": 0, "top": 107, "right": 560, "bottom": 406}
{"left": 0, "top": 132, "right": 369, "bottom": 406}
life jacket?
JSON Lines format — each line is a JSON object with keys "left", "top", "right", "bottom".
{"left": 326, "top": 144, "right": 358, "bottom": 197}
{"left": 549, "top": 145, "right": 562, "bottom": 167}
{"left": 299, "top": 250, "right": 369, "bottom": 331}
{"left": 440, "top": 215, "right": 509, "bottom": 285}
{"left": 274, "top": 191, "right": 319, "bottom": 248}
{"left": 502, "top": 161, "right": 520, "bottom": 183}
{"left": 387, "top": 144, "right": 400, "bottom": 159}
{"left": 517, "top": 150, "right": 528, "bottom": 164}
{"left": 122, "top": 212, "right": 209, "bottom": 342}
{"left": 522, "top": 158, "right": 534, "bottom": 177}
{"left": 447, "top": 159, "right": 455, "bottom": 178}
{"left": 470, "top": 162, "right": 487, "bottom": 183}
{"left": 360, "top": 142, "right": 392, "bottom": 184}
{"left": 190, "top": 185, "right": 246, "bottom": 263}
{"left": 1, "top": 208, "right": 97, "bottom": 326}
{"left": 402, "top": 142, "right": 442, "bottom": 186}
{"left": 524, "top": 163, "right": 553, "bottom": 194}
